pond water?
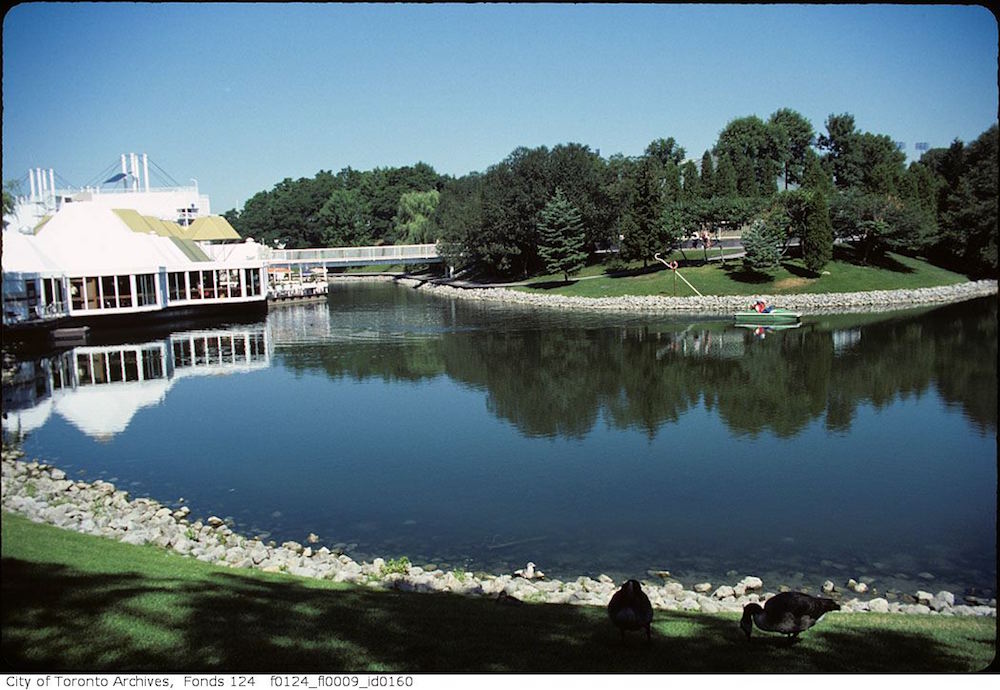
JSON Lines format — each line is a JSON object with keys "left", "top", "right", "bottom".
{"left": 4, "top": 283, "right": 996, "bottom": 598}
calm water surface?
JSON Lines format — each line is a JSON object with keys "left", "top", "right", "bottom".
{"left": 4, "top": 283, "right": 996, "bottom": 597}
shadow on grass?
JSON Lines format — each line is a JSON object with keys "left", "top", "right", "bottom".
{"left": 782, "top": 262, "right": 821, "bottom": 279}
{"left": 526, "top": 279, "right": 580, "bottom": 290}
{"left": 2, "top": 558, "right": 992, "bottom": 673}
{"left": 720, "top": 264, "right": 776, "bottom": 285}
{"left": 604, "top": 264, "right": 668, "bottom": 279}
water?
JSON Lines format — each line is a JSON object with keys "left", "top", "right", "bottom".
{"left": 4, "top": 283, "right": 996, "bottom": 597}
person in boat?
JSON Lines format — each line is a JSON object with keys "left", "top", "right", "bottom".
{"left": 752, "top": 299, "right": 774, "bottom": 314}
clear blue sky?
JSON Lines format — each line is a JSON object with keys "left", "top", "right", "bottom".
{"left": 3, "top": 3, "right": 997, "bottom": 213}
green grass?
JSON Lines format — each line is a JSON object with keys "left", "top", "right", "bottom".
{"left": 2, "top": 513, "right": 995, "bottom": 672}
{"left": 516, "top": 248, "right": 968, "bottom": 298}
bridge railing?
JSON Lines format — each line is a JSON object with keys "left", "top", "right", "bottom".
{"left": 267, "top": 243, "right": 440, "bottom": 264}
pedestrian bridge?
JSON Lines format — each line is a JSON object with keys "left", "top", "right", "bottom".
{"left": 264, "top": 243, "right": 443, "bottom": 270}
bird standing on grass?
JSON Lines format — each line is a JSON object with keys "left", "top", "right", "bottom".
{"left": 607, "top": 579, "right": 654, "bottom": 642}
{"left": 740, "top": 591, "right": 840, "bottom": 640}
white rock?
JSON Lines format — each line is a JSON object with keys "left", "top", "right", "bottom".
{"left": 694, "top": 582, "right": 712, "bottom": 593}
{"left": 931, "top": 591, "right": 955, "bottom": 611}
{"left": 699, "top": 599, "right": 720, "bottom": 614}
{"left": 282, "top": 541, "right": 304, "bottom": 554}
{"left": 713, "top": 585, "right": 735, "bottom": 599}
{"left": 663, "top": 582, "right": 684, "bottom": 598}
{"left": 679, "top": 598, "right": 700, "bottom": 611}
{"left": 740, "top": 576, "right": 763, "bottom": 590}
{"left": 868, "top": 598, "right": 890, "bottom": 613}
{"left": 822, "top": 580, "right": 836, "bottom": 593}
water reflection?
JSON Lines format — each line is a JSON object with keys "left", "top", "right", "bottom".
{"left": 276, "top": 293, "right": 996, "bottom": 440}
{"left": 3, "top": 327, "right": 270, "bottom": 440}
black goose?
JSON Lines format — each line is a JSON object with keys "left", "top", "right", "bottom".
{"left": 607, "top": 579, "right": 654, "bottom": 641}
{"left": 740, "top": 591, "right": 839, "bottom": 639}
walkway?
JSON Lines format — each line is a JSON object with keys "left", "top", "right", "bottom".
{"left": 266, "top": 243, "right": 442, "bottom": 270}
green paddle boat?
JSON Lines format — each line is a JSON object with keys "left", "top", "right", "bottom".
{"left": 734, "top": 302, "right": 802, "bottom": 325}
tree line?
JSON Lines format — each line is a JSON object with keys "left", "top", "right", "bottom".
{"left": 222, "top": 110, "right": 997, "bottom": 279}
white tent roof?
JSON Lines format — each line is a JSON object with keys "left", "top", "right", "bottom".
{"left": 1, "top": 229, "right": 63, "bottom": 273}
{"left": 17, "top": 203, "right": 193, "bottom": 273}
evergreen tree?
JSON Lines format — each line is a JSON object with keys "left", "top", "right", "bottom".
{"left": 714, "top": 154, "right": 738, "bottom": 196}
{"left": 680, "top": 160, "right": 700, "bottom": 200}
{"left": 537, "top": 189, "right": 588, "bottom": 281}
{"left": 802, "top": 191, "right": 834, "bottom": 273}
{"left": 699, "top": 151, "right": 715, "bottom": 198}
{"left": 742, "top": 218, "right": 784, "bottom": 273}
{"left": 802, "top": 148, "right": 834, "bottom": 195}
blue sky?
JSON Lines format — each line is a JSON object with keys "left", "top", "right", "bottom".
{"left": 3, "top": 3, "right": 997, "bottom": 213}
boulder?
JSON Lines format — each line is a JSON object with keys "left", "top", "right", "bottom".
{"left": 868, "top": 597, "right": 890, "bottom": 613}
{"left": 663, "top": 582, "right": 684, "bottom": 598}
{"left": 712, "top": 585, "right": 735, "bottom": 599}
{"left": 281, "top": 541, "right": 304, "bottom": 554}
{"left": 822, "top": 580, "right": 836, "bottom": 593}
{"left": 699, "top": 598, "right": 720, "bottom": 614}
{"left": 693, "top": 582, "right": 712, "bottom": 593}
{"left": 931, "top": 591, "right": 955, "bottom": 611}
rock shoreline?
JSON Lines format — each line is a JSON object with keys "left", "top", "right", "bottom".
{"left": 2, "top": 450, "right": 994, "bottom": 618}
{"left": 340, "top": 275, "right": 998, "bottom": 316}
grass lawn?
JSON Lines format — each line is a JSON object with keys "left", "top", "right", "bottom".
{"left": 516, "top": 247, "right": 968, "bottom": 298}
{"left": 2, "top": 513, "right": 995, "bottom": 672}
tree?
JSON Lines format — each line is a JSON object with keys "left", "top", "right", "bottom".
{"left": 817, "top": 113, "right": 864, "bottom": 190}
{"left": 478, "top": 145, "right": 554, "bottom": 276}
{"left": 769, "top": 108, "right": 815, "bottom": 189}
{"left": 741, "top": 218, "right": 784, "bottom": 273}
{"left": 2, "top": 181, "right": 18, "bottom": 230}
{"left": 644, "top": 137, "right": 686, "bottom": 166}
{"left": 537, "top": 189, "right": 588, "bottom": 281}
{"left": 714, "top": 115, "right": 785, "bottom": 195}
{"left": 713, "top": 154, "right": 738, "bottom": 197}
{"left": 319, "top": 188, "right": 372, "bottom": 246}
{"left": 802, "top": 191, "right": 833, "bottom": 273}
{"left": 433, "top": 173, "right": 483, "bottom": 271}
{"left": 550, "top": 143, "right": 612, "bottom": 250}
{"left": 699, "top": 151, "right": 715, "bottom": 198}
{"left": 680, "top": 160, "right": 701, "bottom": 200}
{"left": 394, "top": 189, "right": 440, "bottom": 244}
{"left": 801, "top": 148, "right": 834, "bottom": 195}
{"left": 931, "top": 125, "right": 998, "bottom": 276}
{"left": 857, "top": 133, "right": 907, "bottom": 195}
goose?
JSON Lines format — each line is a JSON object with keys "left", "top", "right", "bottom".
{"left": 607, "top": 579, "right": 654, "bottom": 642}
{"left": 740, "top": 591, "right": 840, "bottom": 639}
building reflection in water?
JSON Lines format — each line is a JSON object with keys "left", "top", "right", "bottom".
{"left": 2, "top": 326, "right": 270, "bottom": 441}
